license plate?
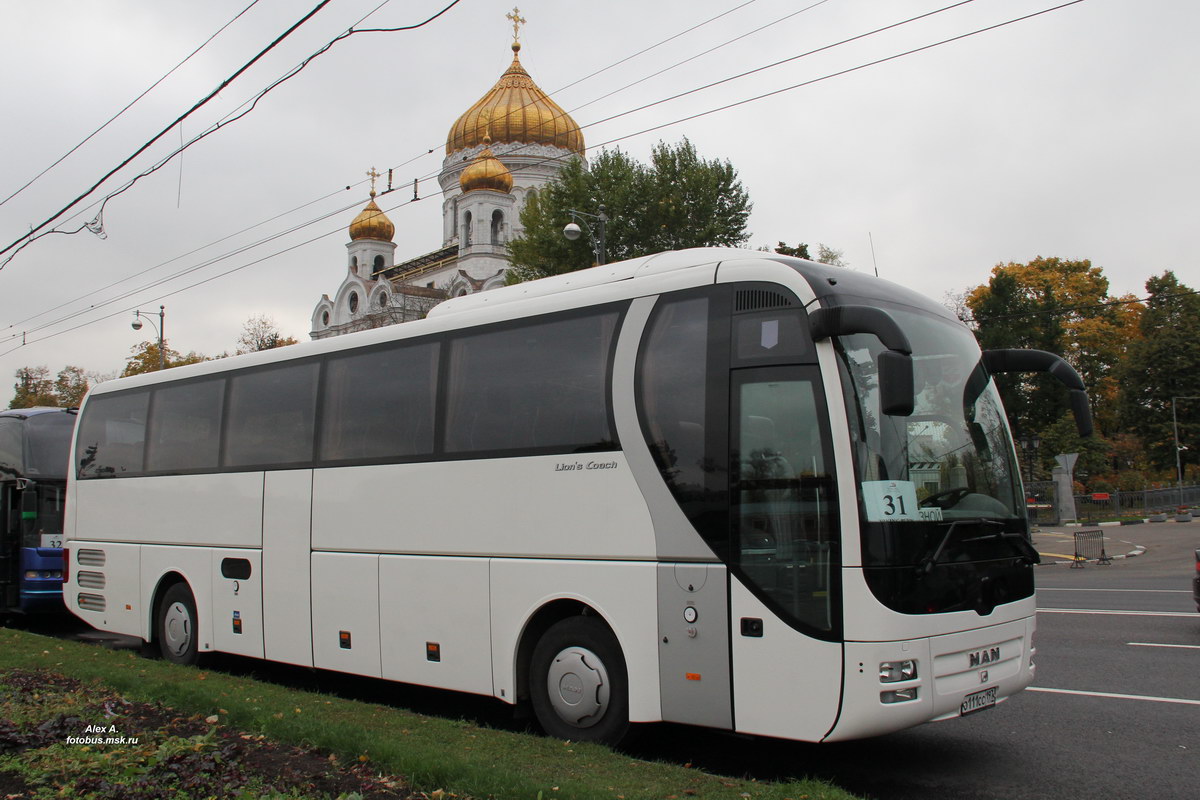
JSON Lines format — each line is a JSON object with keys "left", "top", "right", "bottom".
{"left": 960, "top": 686, "right": 997, "bottom": 716}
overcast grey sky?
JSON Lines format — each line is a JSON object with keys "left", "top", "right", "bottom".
{"left": 1, "top": 0, "right": 1195, "bottom": 394}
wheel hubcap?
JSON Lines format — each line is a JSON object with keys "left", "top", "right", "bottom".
{"left": 163, "top": 601, "right": 193, "bottom": 657}
{"left": 546, "top": 646, "right": 609, "bottom": 728}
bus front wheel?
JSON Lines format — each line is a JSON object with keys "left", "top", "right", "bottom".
{"left": 529, "top": 616, "right": 629, "bottom": 746}
{"left": 156, "top": 583, "right": 200, "bottom": 666}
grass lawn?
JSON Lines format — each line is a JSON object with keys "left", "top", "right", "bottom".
{"left": 0, "top": 628, "right": 858, "bottom": 800}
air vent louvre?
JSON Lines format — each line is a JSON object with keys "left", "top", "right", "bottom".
{"left": 77, "top": 549, "right": 106, "bottom": 567}
{"left": 77, "top": 571, "right": 106, "bottom": 589}
{"left": 77, "top": 593, "right": 106, "bottom": 612}
{"left": 735, "top": 288, "right": 794, "bottom": 313}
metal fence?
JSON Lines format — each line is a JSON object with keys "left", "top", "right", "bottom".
{"left": 1025, "top": 480, "right": 1058, "bottom": 526}
{"left": 1071, "top": 529, "right": 1112, "bottom": 568}
{"left": 1072, "top": 485, "right": 1200, "bottom": 524}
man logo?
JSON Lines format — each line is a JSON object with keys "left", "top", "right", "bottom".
{"left": 968, "top": 647, "right": 1000, "bottom": 668}
{"left": 980, "top": 670, "right": 989, "bottom": 684}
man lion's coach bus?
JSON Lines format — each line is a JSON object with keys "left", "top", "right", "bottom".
{"left": 62, "top": 249, "right": 1090, "bottom": 744}
{"left": 1, "top": 407, "right": 75, "bottom": 615}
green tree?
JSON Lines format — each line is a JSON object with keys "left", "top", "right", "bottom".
{"left": 236, "top": 315, "right": 299, "bottom": 355}
{"left": 53, "top": 365, "right": 91, "bottom": 407}
{"left": 773, "top": 242, "right": 811, "bottom": 259}
{"left": 815, "top": 244, "right": 847, "bottom": 268}
{"left": 965, "top": 257, "right": 1138, "bottom": 439}
{"left": 1117, "top": 271, "right": 1200, "bottom": 472}
{"left": 9, "top": 366, "right": 58, "bottom": 408}
{"left": 121, "top": 341, "right": 207, "bottom": 377}
{"left": 508, "top": 138, "right": 751, "bottom": 282}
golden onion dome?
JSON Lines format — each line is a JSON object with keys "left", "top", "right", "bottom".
{"left": 459, "top": 137, "right": 513, "bottom": 194}
{"left": 348, "top": 194, "right": 395, "bottom": 242}
{"left": 446, "top": 42, "right": 584, "bottom": 156}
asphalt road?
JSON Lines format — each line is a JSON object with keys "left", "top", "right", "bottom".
{"left": 624, "top": 523, "right": 1200, "bottom": 800}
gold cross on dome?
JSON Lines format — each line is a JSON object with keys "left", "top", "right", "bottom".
{"left": 366, "top": 166, "right": 381, "bottom": 196}
{"left": 505, "top": 7, "right": 525, "bottom": 43}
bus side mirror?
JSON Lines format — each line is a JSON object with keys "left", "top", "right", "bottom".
{"left": 981, "top": 349, "right": 1093, "bottom": 437}
{"left": 810, "top": 305, "right": 915, "bottom": 417}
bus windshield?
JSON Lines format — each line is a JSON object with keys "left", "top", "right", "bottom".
{"left": 836, "top": 304, "right": 1028, "bottom": 585}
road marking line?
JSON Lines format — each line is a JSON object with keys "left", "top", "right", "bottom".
{"left": 1037, "top": 608, "right": 1197, "bottom": 617}
{"left": 1038, "top": 552, "right": 1078, "bottom": 560}
{"left": 1127, "top": 642, "right": 1200, "bottom": 650}
{"left": 1039, "top": 588, "right": 1190, "bottom": 594}
{"left": 1028, "top": 687, "right": 1200, "bottom": 706}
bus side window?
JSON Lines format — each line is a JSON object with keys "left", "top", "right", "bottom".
{"left": 146, "top": 379, "right": 225, "bottom": 473}
{"left": 444, "top": 310, "right": 619, "bottom": 455}
{"left": 0, "top": 418, "right": 21, "bottom": 474}
{"left": 637, "top": 296, "right": 710, "bottom": 500}
{"left": 76, "top": 391, "right": 150, "bottom": 478}
{"left": 224, "top": 362, "right": 319, "bottom": 468}
{"left": 319, "top": 342, "right": 438, "bottom": 462}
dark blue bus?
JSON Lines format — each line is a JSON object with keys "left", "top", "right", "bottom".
{"left": 1, "top": 407, "right": 75, "bottom": 614}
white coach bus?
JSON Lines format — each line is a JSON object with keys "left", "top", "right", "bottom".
{"left": 63, "top": 248, "right": 1091, "bottom": 745}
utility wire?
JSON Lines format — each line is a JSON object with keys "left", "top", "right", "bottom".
{"left": 3, "top": 0, "right": 784, "bottom": 327}
{"left": 0, "top": 0, "right": 338, "bottom": 263}
{"left": 0, "top": 0, "right": 465, "bottom": 270}
{"left": 1, "top": 0, "right": 1090, "bottom": 357}
{"left": 0, "top": 0, "right": 264, "bottom": 210}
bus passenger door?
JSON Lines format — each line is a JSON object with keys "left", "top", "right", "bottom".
{"left": 728, "top": 366, "right": 843, "bottom": 741}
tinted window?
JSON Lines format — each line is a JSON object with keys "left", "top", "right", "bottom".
{"left": 224, "top": 362, "right": 319, "bottom": 468}
{"left": 638, "top": 296, "right": 710, "bottom": 500}
{"left": 76, "top": 392, "right": 149, "bottom": 478}
{"left": 733, "top": 369, "right": 839, "bottom": 634}
{"left": 0, "top": 418, "right": 21, "bottom": 475}
{"left": 320, "top": 342, "right": 438, "bottom": 462}
{"left": 24, "top": 413, "right": 74, "bottom": 479}
{"left": 146, "top": 379, "right": 225, "bottom": 472}
{"left": 444, "top": 310, "right": 620, "bottom": 454}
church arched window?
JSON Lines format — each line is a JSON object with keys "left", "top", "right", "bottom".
{"left": 351, "top": 256, "right": 358, "bottom": 268}
{"left": 349, "top": 292, "right": 359, "bottom": 314}
{"left": 491, "top": 210, "right": 504, "bottom": 244}
{"left": 373, "top": 254, "right": 385, "bottom": 273}
{"left": 463, "top": 211, "right": 473, "bottom": 246}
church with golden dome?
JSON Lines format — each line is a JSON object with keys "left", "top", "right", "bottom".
{"left": 310, "top": 12, "right": 584, "bottom": 339}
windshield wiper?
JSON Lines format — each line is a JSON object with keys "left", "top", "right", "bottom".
{"left": 916, "top": 518, "right": 1004, "bottom": 575}
{"left": 962, "top": 529, "right": 1041, "bottom": 565}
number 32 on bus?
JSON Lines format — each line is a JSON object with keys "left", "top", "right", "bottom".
{"left": 63, "top": 248, "right": 1090, "bottom": 745}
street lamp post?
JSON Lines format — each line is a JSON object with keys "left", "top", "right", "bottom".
{"left": 562, "top": 204, "right": 608, "bottom": 265}
{"left": 1172, "top": 395, "right": 1198, "bottom": 508}
{"left": 1018, "top": 433, "right": 1041, "bottom": 485}
{"left": 131, "top": 305, "right": 166, "bottom": 370}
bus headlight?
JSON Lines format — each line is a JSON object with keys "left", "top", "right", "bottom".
{"left": 879, "top": 660, "right": 917, "bottom": 682}
{"left": 881, "top": 687, "right": 919, "bottom": 704}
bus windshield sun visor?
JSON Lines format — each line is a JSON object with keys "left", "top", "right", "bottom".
{"left": 810, "top": 305, "right": 914, "bottom": 416}
{"left": 981, "top": 349, "right": 1093, "bottom": 437}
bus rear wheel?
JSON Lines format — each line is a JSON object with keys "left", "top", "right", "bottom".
{"left": 156, "top": 583, "right": 200, "bottom": 666}
{"left": 530, "top": 616, "right": 629, "bottom": 746}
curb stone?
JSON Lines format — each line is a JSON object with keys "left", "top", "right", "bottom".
{"left": 1036, "top": 545, "right": 1146, "bottom": 566}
